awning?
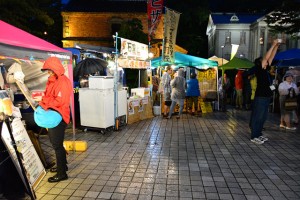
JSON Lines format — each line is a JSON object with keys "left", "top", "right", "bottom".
{"left": 151, "top": 52, "right": 218, "bottom": 70}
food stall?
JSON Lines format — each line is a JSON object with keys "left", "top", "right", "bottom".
{"left": 0, "top": 20, "right": 73, "bottom": 198}
{"left": 118, "top": 38, "right": 154, "bottom": 124}
{"left": 151, "top": 52, "right": 218, "bottom": 114}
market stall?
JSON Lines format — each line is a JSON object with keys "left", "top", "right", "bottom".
{"left": 0, "top": 20, "right": 74, "bottom": 123}
{"left": 0, "top": 20, "right": 73, "bottom": 199}
{"left": 151, "top": 52, "right": 218, "bottom": 114}
{"left": 117, "top": 38, "right": 154, "bottom": 124}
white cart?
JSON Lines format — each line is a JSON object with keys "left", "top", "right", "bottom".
{"left": 78, "top": 76, "right": 127, "bottom": 133}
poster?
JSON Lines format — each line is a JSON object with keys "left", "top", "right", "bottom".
{"left": 128, "top": 100, "right": 134, "bottom": 115}
{"left": 138, "top": 99, "right": 144, "bottom": 112}
{"left": 1, "top": 118, "right": 46, "bottom": 190}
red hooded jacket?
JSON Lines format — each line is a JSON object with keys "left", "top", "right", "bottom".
{"left": 235, "top": 70, "right": 244, "bottom": 90}
{"left": 39, "top": 57, "right": 73, "bottom": 124}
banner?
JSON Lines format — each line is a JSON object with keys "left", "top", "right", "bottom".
{"left": 120, "top": 38, "right": 148, "bottom": 60}
{"left": 163, "top": 8, "right": 180, "bottom": 63}
{"left": 119, "top": 38, "right": 149, "bottom": 69}
{"left": 230, "top": 44, "right": 239, "bottom": 60}
{"left": 147, "top": 0, "right": 164, "bottom": 42}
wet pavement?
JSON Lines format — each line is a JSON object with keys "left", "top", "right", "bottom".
{"left": 2, "top": 108, "right": 300, "bottom": 200}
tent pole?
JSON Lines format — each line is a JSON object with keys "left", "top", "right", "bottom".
{"left": 272, "top": 67, "right": 278, "bottom": 112}
{"left": 217, "top": 68, "right": 219, "bottom": 111}
{"left": 138, "top": 70, "right": 141, "bottom": 87}
{"left": 113, "top": 32, "right": 119, "bottom": 130}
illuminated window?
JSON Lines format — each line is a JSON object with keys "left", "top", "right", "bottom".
{"left": 225, "top": 31, "right": 231, "bottom": 45}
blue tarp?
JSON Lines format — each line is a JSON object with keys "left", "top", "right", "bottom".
{"left": 273, "top": 48, "right": 300, "bottom": 67}
{"left": 151, "top": 52, "right": 218, "bottom": 69}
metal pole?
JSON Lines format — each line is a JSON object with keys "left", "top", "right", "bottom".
{"left": 113, "top": 32, "right": 119, "bottom": 130}
{"left": 138, "top": 70, "right": 141, "bottom": 87}
{"left": 219, "top": 45, "right": 225, "bottom": 111}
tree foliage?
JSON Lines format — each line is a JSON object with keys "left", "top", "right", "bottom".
{"left": 165, "top": 0, "right": 210, "bottom": 57}
{"left": 118, "top": 18, "right": 148, "bottom": 44}
{"left": 117, "top": 18, "right": 149, "bottom": 89}
{"left": 265, "top": 0, "right": 300, "bottom": 39}
{"left": 0, "top": 0, "right": 62, "bottom": 46}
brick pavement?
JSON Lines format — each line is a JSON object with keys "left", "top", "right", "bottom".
{"left": 3, "top": 109, "right": 300, "bottom": 200}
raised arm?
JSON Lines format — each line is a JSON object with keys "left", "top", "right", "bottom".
{"left": 262, "top": 39, "right": 280, "bottom": 69}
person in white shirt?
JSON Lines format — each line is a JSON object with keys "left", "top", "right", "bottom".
{"left": 278, "top": 71, "right": 299, "bottom": 130}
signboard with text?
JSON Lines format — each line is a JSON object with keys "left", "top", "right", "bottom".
{"left": 1, "top": 118, "right": 46, "bottom": 190}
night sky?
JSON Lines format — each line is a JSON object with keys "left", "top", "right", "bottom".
{"left": 208, "top": 0, "right": 284, "bottom": 12}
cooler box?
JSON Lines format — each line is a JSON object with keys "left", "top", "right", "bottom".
{"left": 89, "top": 76, "right": 114, "bottom": 89}
{"left": 79, "top": 88, "right": 114, "bottom": 128}
{"left": 63, "top": 141, "right": 87, "bottom": 152}
{"left": 131, "top": 88, "right": 150, "bottom": 97}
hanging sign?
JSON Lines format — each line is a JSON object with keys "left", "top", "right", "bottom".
{"left": 147, "top": 0, "right": 164, "bottom": 42}
{"left": 163, "top": 8, "right": 180, "bottom": 63}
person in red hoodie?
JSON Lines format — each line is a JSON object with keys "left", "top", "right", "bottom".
{"left": 39, "top": 57, "right": 73, "bottom": 183}
{"left": 235, "top": 70, "right": 244, "bottom": 109}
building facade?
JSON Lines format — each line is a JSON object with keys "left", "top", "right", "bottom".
{"left": 206, "top": 12, "right": 300, "bottom": 62}
{"left": 61, "top": 0, "right": 187, "bottom": 57}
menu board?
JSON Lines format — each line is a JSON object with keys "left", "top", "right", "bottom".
{"left": 1, "top": 118, "right": 46, "bottom": 190}
{"left": 16, "top": 80, "right": 38, "bottom": 110}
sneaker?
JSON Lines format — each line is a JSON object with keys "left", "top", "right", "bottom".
{"left": 258, "top": 136, "right": 268, "bottom": 142}
{"left": 250, "top": 138, "right": 264, "bottom": 144}
{"left": 280, "top": 124, "right": 286, "bottom": 128}
{"left": 286, "top": 126, "right": 296, "bottom": 130}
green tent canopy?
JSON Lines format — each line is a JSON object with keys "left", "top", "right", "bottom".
{"left": 218, "top": 57, "right": 254, "bottom": 77}
{"left": 219, "top": 57, "right": 254, "bottom": 70}
{"left": 151, "top": 52, "right": 218, "bottom": 70}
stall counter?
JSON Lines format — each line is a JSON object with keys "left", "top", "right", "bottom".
{"left": 127, "top": 96, "right": 153, "bottom": 124}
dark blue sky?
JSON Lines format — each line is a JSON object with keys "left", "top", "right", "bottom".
{"left": 61, "top": 0, "right": 70, "bottom": 4}
{"left": 209, "top": 0, "right": 284, "bottom": 12}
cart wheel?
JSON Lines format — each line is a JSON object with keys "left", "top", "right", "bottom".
{"left": 83, "top": 128, "right": 87, "bottom": 133}
{"left": 99, "top": 129, "right": 105, "bottom": 134}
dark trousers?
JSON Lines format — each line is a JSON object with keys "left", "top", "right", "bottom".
{"left": 250, "top": 97, "right": 271, "bottom": 139}
{"left": 48, "top": 120, "right": 67, "bottom": 176}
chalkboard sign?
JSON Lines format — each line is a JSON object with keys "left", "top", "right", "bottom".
{"left": 1, "top": 118, "right": 46, "bottom": 190}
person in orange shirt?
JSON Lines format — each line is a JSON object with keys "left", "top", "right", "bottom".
{"left": 235, "top": 70, "right": 244, "bottom": 109}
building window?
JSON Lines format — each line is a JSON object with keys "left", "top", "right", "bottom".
{"left": 230, "top": 14, "right": 239, "bottom": 22}
{"left": 260, "top": 28, "right": 265, "bottom": 45}
{"left": 225, "top": 31, "right": 231, "bottom": 45}
{"left": 240, "top": 31, "right": 246, "bottom": 45}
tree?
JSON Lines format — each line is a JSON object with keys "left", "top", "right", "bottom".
{"left": 118, "top": 18, "right": 148, "bottom": 44}
{"left": 264, "top": 0, "right": 300, "bottom": 39}
{"left": 117, "top": 18, "right": 149, "bottom": 89}
{"left": 165, "top": 0, "right": 210, "bottom": 57}
{"left": 0, "top": 0, "right": 63, "bottom": 46}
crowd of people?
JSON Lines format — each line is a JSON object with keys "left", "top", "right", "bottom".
{"left": 152, "top": 39, "right": 300, "bottom": 146}
{"left": 152, "top": 66, "right": 201, "bottom": 119}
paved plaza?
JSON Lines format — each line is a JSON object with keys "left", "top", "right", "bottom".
{"left": 3, "top": 109, "right": 300, "bottom": 199}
